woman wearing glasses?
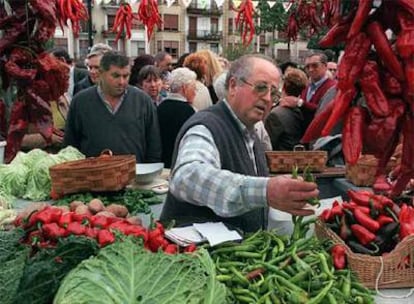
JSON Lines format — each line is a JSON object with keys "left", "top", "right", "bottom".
{"left": 160, "top": 54, "right": 319, "bottom": 233}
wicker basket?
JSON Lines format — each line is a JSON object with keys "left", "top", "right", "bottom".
{"left": 266, "top": 146, "right": 327, "bottom": 173}
{"left": 345, "top": 155, "right": 396, "bottom": 186}
{"left": 315, "top": 219, "right": 414, "bottom": 288}
{"left": 49, "top": 151, "right": 136, "bottom": 196}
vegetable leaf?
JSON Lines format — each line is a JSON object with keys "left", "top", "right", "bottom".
{"left": 54, "top": 238, "right": 227, "bottom": 304}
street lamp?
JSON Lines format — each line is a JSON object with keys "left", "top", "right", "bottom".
{"left": 87, "top": 0, "right": 94, "bottom": 51}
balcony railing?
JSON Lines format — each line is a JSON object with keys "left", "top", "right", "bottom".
{"left": 187, "top": 2, "right": 222, "bottom": 15}
{"left": 187, "top": 30, "right": 222, "bottom": 41}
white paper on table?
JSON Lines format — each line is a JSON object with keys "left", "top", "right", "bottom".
{"left": 164, "top": 226, "right": 206, "bottom": 245}
{"left": 193, "top": 222, "right": 242, "bottom": 246}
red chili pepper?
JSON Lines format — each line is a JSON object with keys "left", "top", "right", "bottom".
{"left": 337, "top": 32, "right": 371, "bottom": 91}
{"left": 331, "top": 244, "right": 347, "bottom": 270}
{"left": 359, "top": 61, "right": 390, "bottom": 117}
{"left": 58, "top": 212, "right": 73, "bottom": 228}
{"left": 109, "top": 221, "right": 131, "bottom": 235}
{"left": 92, "top": 215, "right": 111, "bottom": 229}
{"left": 42, "top": 223, "right": 66, "bottom": 239}
{"left": 347, "top": 0, "right": 373, "bottom": 39}
{"left": 164, "top": 244, "right": 178, "bottom": 254}
{"left": 366, "top": 21, "right": 405, "bottom": 81}
{"left": 318, "top": 20, "right": 351, "bottom": 48}
{"left": 342, "top": 202, "right": 370, "bottom": 215}
{"left": 184, "top": 243, "right": 197, "bottom": 253}
{"left": 377, "top": 215, "right": 395, "bottom": 227}
{"left": 399, "top": 204, "right": 414, "bottom": 240}
{"left": 97, "top": 229, "right": 115, "bottom": 247}
{"left": 341, "top": 106, "right": 366, "bottom": 165}
{"left": 322, "top": 87, "right": 358, "bottom": 138}
{"left": 353, "top": 208, "right": 380, "bottom": 233}
{"left": 85, "top": 227, "right": 99, "bottom": 239}
{"left": 66, "top": 222, "right": 86, "bottom": 236}
{"left": 31, "top": 206, "right": 63, "bottom": 226}
{"left": 351, "top": 224, "right": 376, "bottom": 246}
{"left": 127, "top": 226, "right": 148, "bottom": 242}
{"left": 301, "top": 99, "right": 335, "bottom": 143}
{"left": 72, "top": 213, "right": 91, "bottom": 224}
{"left": 319, "top": 209, "right": 332, "bottom": 222}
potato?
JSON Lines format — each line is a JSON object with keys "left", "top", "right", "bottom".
{"left": 18, "top": 202, "right": 48, "bottom": 219}
{"left": 69, "top": 200, "right": 85, "bottom": 211}
{"left": 75, "top": 204, "right": 91, "bottom": 215}
{"left": 95, "top": 211, "right": 116, "bottom": 218}
{"left": 88, "top": 198, "right": 105, "bottom": 214}
{"left": 105, "top": 204, "right": 129, "bottom": 218}
{"left": 126, "top": 216, "right": 142, "bottom": 226}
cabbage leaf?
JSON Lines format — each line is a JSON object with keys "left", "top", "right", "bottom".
{"left": 54, "top": 239, "right": 228, "bottom": 304}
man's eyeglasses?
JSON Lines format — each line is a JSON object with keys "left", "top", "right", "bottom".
{"left": 304, "top": 62, "right": 323, "bottom": 70}
{"left": 328, "top": 68, "right": 337, "bottom": 72}
{"left": 240, "top": 78, "right": 279, "bottom": 102}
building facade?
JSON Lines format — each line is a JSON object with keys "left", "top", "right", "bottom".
{"left": 55, "top": 0, "right": 308, "bottom": 64}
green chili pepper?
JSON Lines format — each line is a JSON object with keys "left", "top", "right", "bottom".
{"left": 307, "top": 280, "right": 334, "bottom": 304}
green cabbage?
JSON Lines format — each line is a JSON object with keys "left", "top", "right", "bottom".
{"left": 0, "top": 147, "right": 84, "bottom": 201}
{"left": 54, "top": 239, "right": 228, "bottom": 304}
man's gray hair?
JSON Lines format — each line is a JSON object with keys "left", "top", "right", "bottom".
{"left": 225, "top": 54, "right": 276, "bottom": 90}
{"left": 87, "top": 43, "right": 113, "bottom": 59}
{"left": 306, "top": 51, "right": 328, "bottom": 64}
{"left": 213, "top": 71, "right": 228, "bottom": 101}
{"left": 170, "top": 67, "right": 197, "bottom": 93}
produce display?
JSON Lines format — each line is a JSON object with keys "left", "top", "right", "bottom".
{"left": 320, "top": 190, "right": 400, "bottom": 255}
{"left": 209, "top": 230, "right": 374, "bottom": 303}
{"left": 288, "top": 0, "right": 414, "bottom": 196}
{"left": 0, "top": 146, "right": 84, "bottom": 203}
{"left": 53, "top": 188, "right": 162, "bottom": 215}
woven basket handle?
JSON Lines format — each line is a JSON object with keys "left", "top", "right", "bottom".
{"left": 100, "top": 149, "right": 113, "bottom": 157}
{"left": 293, "top": 144, "right": 305, "bottom": 152}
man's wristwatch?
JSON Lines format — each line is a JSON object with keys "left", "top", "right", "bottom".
{"left": 297, "top": 98, "right": 304, "bottom": 107}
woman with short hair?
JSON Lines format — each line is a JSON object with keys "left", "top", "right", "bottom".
{"left": 136, "top": 65, "right": 162, "bottom": 105}
{"left": 157, "top": 67, "right": 197, "bottom": 168}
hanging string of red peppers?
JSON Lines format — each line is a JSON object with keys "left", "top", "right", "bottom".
{"left": 234, "top": 0, "right": 255, "bottom": 47}
{"left": 288, "top": 0, "right": 414, "bottom": 197}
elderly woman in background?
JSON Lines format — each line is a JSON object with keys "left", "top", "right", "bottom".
{"left": 196, "top": 49, "right": 223, "bottom": 104}
{"left": 157, "top": 67, "right": 197, "bottom": 168}
{"left": 265, "top": 68, "right": 308, "bottom": 151}
{"left": 183, "top": 53, "right": 212, "bottom": 111}
{"left": 136, "top": 65, "right": 163, "bottom": 106}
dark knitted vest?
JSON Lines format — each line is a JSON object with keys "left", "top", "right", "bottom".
{"left": 160, "top": 102, "right": 269, "bottom": 233}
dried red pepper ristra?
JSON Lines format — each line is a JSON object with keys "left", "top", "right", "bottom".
{"left": 347, "top": 0, "right": 373, "bottom": 39}
{"left": 366, "top": 21, "right": 405, "bottom": 81}
{"left": 363, "top": 99, "right": 405, "bottom": 158}
{"left": 381, "top": 71, "right": 403, "bottom": 97}
{"left": 235, "top": 0, "right": 255, "bottom": 46}
{"left": 337, "top": 31, "right": 371, "bottom": 91}
{"left": 56, "top": 0, "right": 88, "bottom": 37}
{"left": 138, "top": 0, "right": 163, "bottom": 41}
{"left": 360, "top": 61, "right": 390, "bottom": 117}
{"left": 341, "top": 106, "right": 366, "bottom": 165}
{"left": 5, "top": 99, "right": 29, "bottom": 163}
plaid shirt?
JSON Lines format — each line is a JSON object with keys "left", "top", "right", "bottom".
{"left": 169, "top": 100, "right": 269, "bottom": 217}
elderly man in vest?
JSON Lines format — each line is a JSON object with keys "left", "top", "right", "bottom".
{"left": 279, "top": 52, "right": 337, "bottom": 129}
{"left": 160, "top": 54, "right": 319, "bottom": 233}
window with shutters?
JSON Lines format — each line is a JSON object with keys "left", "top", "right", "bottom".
{"left": 163, "top": 14, "right": 179, "bottom": 31}
{"left": 163, "top": 40, "right": 179, "bottom": 58}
